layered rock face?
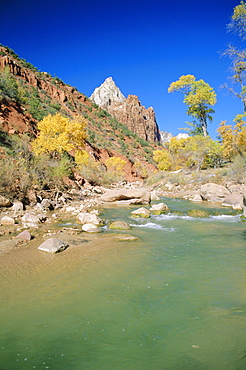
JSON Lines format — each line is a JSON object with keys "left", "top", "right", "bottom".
{"left": 90, "top": 77, "right": 161, "bottom": 142}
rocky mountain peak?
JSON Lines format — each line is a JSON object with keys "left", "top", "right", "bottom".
{"left": 90, "top": 77, "right": 125, "bottom": 107}
{"left": 90, "top": 78, "right": 161, "bottom": 142}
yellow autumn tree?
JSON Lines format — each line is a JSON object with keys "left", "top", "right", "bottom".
{"left": 32, "top": 113, "right": 87, "bottom": 157}
{"left": 154, "top": 136, "right": 222, "bottom": 171}
{"left": 153, "top": 149, "right": 172, "bottom": 171}
{"left": 168, "top": 75, "right": 216, "bottom": 137}
{"left": 105, "top": 157, "right": 126, "bottom": 176}
{"left": 218, "top": 115, "right": 246, "bottom": 160}
{"left": 182, "top": 136, "right": 222, "bottom": 170}
{"left": 74, "top": 150, "right": 90, "bottom": 166}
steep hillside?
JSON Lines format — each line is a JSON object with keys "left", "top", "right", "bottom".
{"left": 0, "top": 45, "right": 162, "bottom": 181}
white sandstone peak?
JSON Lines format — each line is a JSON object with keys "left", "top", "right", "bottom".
{"left": 90, "top": 77, "right": 125, "bottom": 107}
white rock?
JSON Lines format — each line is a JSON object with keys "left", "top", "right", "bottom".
{"left": 12, "top": 201, "right": 24, "bottom": 212}
{"left": 190, "top": 193, "right": 203, "bottom": 202}
{"left": 90, "top": 77, "right": 125, "bottom": 107}
{"left": 131, "top": 207, "right": 150, "bottom": 218}
{"left": 22, "top": 212, "right": 40, "bottom": 228}
{"left": 90, "top": 209, "right": 100, "bottom": 215}
{"left": 66, "top": 206, "right": 78, "bottom": 213}
{"left": 77, "top": 212, "right": 102, "bottom": 225}
{"left": 149, "top": 203, "right": 168, "bottom": 212}
{"left": 82, "top": 223, "right": 100, "bottom": 233}
{"left": 38, "top": 238, "right": 69, "bottom": 253}
{"left": 0, "top": 216, "right": 15, "bottom": 225}
{"left": 150, "top": 190, "right": 160, "bottom": 201}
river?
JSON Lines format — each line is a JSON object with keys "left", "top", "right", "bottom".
{"left": 1, "top": 198, "right": 246, "bottom": 369}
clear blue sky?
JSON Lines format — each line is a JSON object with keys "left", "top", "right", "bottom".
{"left": 0, "top": 0, "right": 244, "bottom": 138}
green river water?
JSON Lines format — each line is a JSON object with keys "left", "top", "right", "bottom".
{"left": 1, "top": 198, "right": 246, "bottom": 369}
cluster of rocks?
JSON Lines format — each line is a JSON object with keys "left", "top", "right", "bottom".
{"left": 151, "top": 181, "right": 246, "bottom": 213}
{"left": 1, "top": 180, "right": 246, "bottom": 255}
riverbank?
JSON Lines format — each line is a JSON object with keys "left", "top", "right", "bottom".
{"left": 0, "top": 176, "right": 245, "bottom": 260}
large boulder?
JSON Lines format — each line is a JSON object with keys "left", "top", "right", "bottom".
{"left": 222, "top": 193, "right": 243, "bottom": 210}
{"left": 101, "top": 188, "right": 150, "bottom": 204}
{"left": 200, "top": 183, "right": 231, "bottom": 203}
{"left": 38, "top": 238, "right": 69, "bottom": 253}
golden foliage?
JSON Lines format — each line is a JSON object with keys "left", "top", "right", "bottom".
{"left": 218, "top": 116, "right": 246, "bottom": 159}
{"left": 153, "top": 136, "right": 222, "bottom": 171}
{"left": 105, "top": 156, "right": 126, "bottom": 175}
{"left": 32, "top": 113, "right": 87, "bottom": 156}
{"left": 168, "top": 75, "right": 216, "bottom": 136}
{"left": 168, "top": 75, "right": 196, "bottom": 94}
{"left": 232, "top": 1, "right": 246, "bottom": 20}
{"left": 134, "top": 161, "right": 148, "bottom": 178}
{"left": 74, "top": 150, "right": 90, "bottom": 166}
{"left": 153, "top": 150, "right": 172, "bottom": 171}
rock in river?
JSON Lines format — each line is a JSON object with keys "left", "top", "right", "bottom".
{"left": 82, "top": 223, "right": 100, "bottom": 233}
{"left": 38, "top": 238, "right": 69, "bottom": 253}
{"left": 131, "top": 207, "right": 150, "bottom": 218}
{"left": 108, "top": 220, "right": 131, "bottom": 230}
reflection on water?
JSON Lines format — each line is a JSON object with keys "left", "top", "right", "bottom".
{"left": 1, "top": 198, "right": 246, "bottom": 369}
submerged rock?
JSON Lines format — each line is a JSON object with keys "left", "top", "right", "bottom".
{"left": 187, "top": 209, "right": 209, "bottom": 218}
{"left": 38, "top": 238, "right": 69, "bottom": 253}
{"left": 108, "top": 220, "right": 131, "bottom": 230}
{"left": 0, "top": 239, "right": 20, "bottom": 254}
{"left": 113, "top": 234, "right": 139, "bottom": 241}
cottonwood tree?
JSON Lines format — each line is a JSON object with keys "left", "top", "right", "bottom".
{"left": 168, "top": 75, "right": 216, "bottom": 137}
{"left": 153, "top": 136, "right": 222, "bottom": 171}
{"left": 32, "top": 113, "right": 87, "bottom": 157}
{"left": 218, "top": 114, "right": 246, "bottom": 160}
{"left": 227, "top": 1, "right": 246, "bottom": 39}
{"left": 223, "top": 2, "right": 246, "bottom": 111}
